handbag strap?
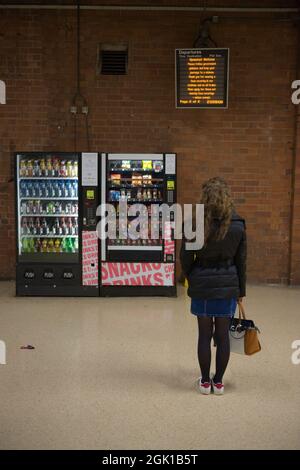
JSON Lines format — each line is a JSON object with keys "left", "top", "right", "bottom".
{"left": 237, "top": 300, "right": 246, "bottom": 321}
{"left": 236, "top": 300, "right": 260, "bottom": 333}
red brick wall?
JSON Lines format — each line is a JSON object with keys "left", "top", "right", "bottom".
{"left": 0, "top": 5, "right": 299, "bottom": 284}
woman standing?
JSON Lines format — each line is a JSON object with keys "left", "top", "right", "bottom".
{"left": 180, "top": 177, "right": 246, "bottom": 395}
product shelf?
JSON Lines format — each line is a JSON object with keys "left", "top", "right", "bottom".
{"left": 21, "top": 235, "right": 78, "bottom": 239}
{"left": 109, "top": 169, "right": 164, "bottom": 174}
{"left": 108, "top": 184, "right": 164, "bottom": 189}
{"left": 20, "top": 197, "right": 78, "bottom": 201}
{"left": 108, "top": 199, "right": 164, "bottom": 204}
{"left": 21, "top": 214, "right": 78, "bottom": 217}
{"left": 19, "top": 177, "right": 78, "bottom": 180}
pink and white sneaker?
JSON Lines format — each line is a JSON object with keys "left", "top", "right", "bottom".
{"left": 212, "top": 380, "right": 224, "bottom": 395}
{"left": 198, "top": 378, "right": 212, "bottom": 395}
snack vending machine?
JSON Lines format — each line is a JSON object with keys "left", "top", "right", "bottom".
{"left": 100, "top": 153, "right": 177, "bottom": 297}
{"left": 15, "top": 152, "right": 99, "bottom": 296}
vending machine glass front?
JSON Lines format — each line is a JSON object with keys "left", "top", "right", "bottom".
{"left": 106, "top": 155, "right": 164, "bottom": 258}
{"left": 16, "top": 153, "right": 79, "bottom": 264}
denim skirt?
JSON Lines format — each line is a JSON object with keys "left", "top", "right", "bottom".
{"left": 191, "top": 298, "right": 237, "bottom": 318}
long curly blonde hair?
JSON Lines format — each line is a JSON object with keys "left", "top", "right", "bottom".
{"left": 201, "top": 177, "right": 234, "bottom": 244}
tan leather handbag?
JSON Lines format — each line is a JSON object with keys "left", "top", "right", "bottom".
{"left": 229, "top": 301, "right": 261, "bottom": 355}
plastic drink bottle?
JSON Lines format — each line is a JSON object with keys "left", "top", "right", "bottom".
{"left": 42, "top": 218, "right": 49, "bottom": 235}
{"left": 66, "top": 217, "right": 72, "bottom": 235}
{"left": 22, "top": 238, "right": 29, "bottom": 253}
{"left": 54, "top": 239, "right": 61, "bottom": 253}
{"left": 66, "top": 237, "right": 74, "bottom": 253}
{"left": 44, "top": 181, "right": 49, "bottom": 198}
{"left": 40, "top": 159, "right": 46, "bottom": 176}
{"left": 48, "top": 239, "right": 54, "bottom": 253}
{"left": 20, "top": 181, "right": 26, "bottom": 197}
{"left": 54, "top": 201, "right": 61, "bottom": 214}
{"left": 64, "top": 181, "right": 69, "bottom": 197}
{"left": 27, "top": 161, "right": 33, "bottom": 177}
{"left": 25, "top": 181, "right": 31, "bottom": 197}
{"left": 73, "top": 161, "right": 78, "bottom": 177}
{"left": 32, "top": 182, "right": 38, "bottom": 197}
{"left": 53, "top": 181, "right": 59, "bottom": 197}
{"left": 35, "top": 201, "right": 39, "bottom": 215}
{"left": 22, "top": 218, "right": 28, "bottom": 235}
{"left": 58, "top": 181, "right": 63, "bottom": 197}
{"left": 35, "top": 218, "right": 41, "bottom": 235}
{"left": 32, "top": 219, "right": 37, "bottom": 235}
{"left": 72, "top": 218, "right": 76, "bottom": 235}
{"left": 73, "top": 219, "right": 78, "bottom": 235}
{"left": 50, "top": 182, "right": 56, "bottom": 198}
{"left": 39, "top": 181, "right": 44, "bottom": 197}
{"left": 53, "top": 158, "right": 60, "bottom": 177}
{"left": 61, "top": 181, "right": 66, "bottom": 197}
{"left": 33, "top": 160, "right": 39, "bottom": 177}
{"left": 61, "top": 238, "right": 67, "bottom": 252}
{"left": 28, "top": 218, "right": 34, "bottom": 234}
{"left": 67, "top": 161, "right": 73, "bottom": 177}
{"left": 41, "top": 239, "right": 48, "bottom": 253}
{"left": 20, "top": 201, "right": 26, "bottom": 215}
{"left": 67, "top": 181, "right": 72, "bottom": 198}
{"left": 52, "top": 219, "right": 57, "bottom": 235}
{"left": 70, "top": 182, "right": 75, "bottom": 198}
{"left": 60, "top": 161, "right": 67, "bottom": 177}
{"left": 25, "top": 201, "right": 30, "bottom": 214}
{"left": 56, "top": 218, "right": 62, "bottom": 235}
{"left": 61, "top": 218, "right": 67, "bottom": 235}
{"left": 46, "top": 158, "right": 53, "bottom": 177}
{"left": 35, "top": 238, "right": 41, "bottom": 253}
{"left": 20, "top": 160, "right": 27, "bottom": 177}
{"left": 73, "top": 181, "right": 78, "bottom": 197}
{"left": 29, "top": 238, "right": 35, "bottom": 253}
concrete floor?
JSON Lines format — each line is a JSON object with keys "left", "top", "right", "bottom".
{"left": 0, "top": 281, "right": 299, "bottom": 450}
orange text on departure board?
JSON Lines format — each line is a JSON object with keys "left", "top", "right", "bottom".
{"left": 179, "top": 57, "right": 224, "bottom": 105}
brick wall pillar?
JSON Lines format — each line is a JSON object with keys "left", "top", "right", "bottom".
{"left": 289, "top": 109, "right": 300, "bottom": 285}
{"left": 289, "top": 26, "right": 300, "bottom": 285}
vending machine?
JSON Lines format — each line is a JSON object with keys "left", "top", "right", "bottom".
{"left": 100, "top": 153, "right": 177, "bottom": 297}
{"left": 15, "top": 152, "right": 177, "bottom": 297}
{"left": 15, "top": 152, "right": 99, "bottom": 296}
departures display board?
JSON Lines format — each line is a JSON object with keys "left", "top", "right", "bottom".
{"left": 175, "top": 48, "right": 229, "bottom": 109}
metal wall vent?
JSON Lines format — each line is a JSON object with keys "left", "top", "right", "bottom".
{"left": 98, "top": 44, "right": 128, "bottom": 75}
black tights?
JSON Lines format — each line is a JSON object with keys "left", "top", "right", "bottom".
{"left": 197, "top": 316, "right": 230, "bottom": 383}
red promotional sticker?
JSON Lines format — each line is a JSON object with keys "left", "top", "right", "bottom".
{"left": 101, "top": 262, "right": 174, "bottom": 286}
{"left": 82, "top": 231, "right": 98, "bottom": 286}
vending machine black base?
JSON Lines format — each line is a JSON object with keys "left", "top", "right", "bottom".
{"left": 16, "top": 264, "right": 98, "bottom": 297}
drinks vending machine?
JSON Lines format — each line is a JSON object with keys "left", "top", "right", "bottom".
{"left": 15, "top": 152, "right": 176, "bottom": 297}
{"left": 15, "top": 152, "right": 99, "bottom": 296}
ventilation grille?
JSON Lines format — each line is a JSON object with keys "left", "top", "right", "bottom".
{"left": 100, "top": 48, "right": 128, "bottom": 75}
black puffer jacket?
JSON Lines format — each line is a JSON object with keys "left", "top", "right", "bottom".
{"left": 180, "top": 212, "right": 246, "bottom": 299}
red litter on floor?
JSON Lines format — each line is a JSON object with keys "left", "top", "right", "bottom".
{"left": 20, "top": 345, "right": 35, "bottom": 350}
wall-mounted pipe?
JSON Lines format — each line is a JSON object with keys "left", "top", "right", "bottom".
{"left": 0, "top": 4, "right": 299, "bottom": 13}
